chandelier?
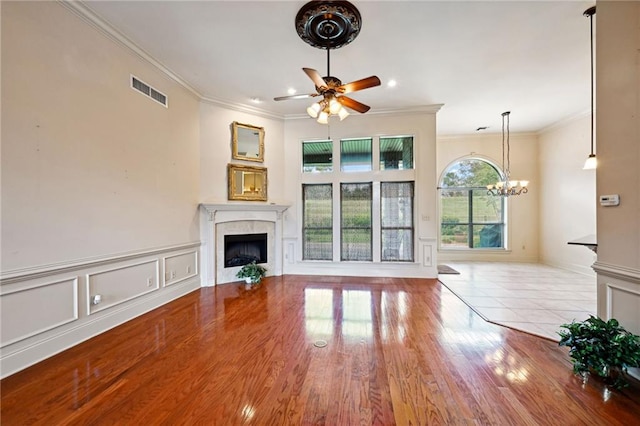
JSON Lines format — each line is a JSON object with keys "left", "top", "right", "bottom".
{"left": 487, "top": 111, "right": 529, "bottom": 197}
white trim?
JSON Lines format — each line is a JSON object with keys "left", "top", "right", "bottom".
{"left": 0, "top": 241, "right": 201, "bottom": 284}
{"left": 200, "top": 96, "right": 283, "bottom": 120}
{"left": 85, "top": 259, "right": 160, "bottom": 315}
{"left": 593, "top": 261, "right": 640, "bottom": 284}
{"left": 605, "top": 281, "right": 640, "bottom": 319}
{"left": 162, "top": 250, "right": 199, "bottom": 287}
{"left": 59, "top": 1, "right": 200, "bottom": 100}
{"left": 0, "top": 277, "right": 79, "bottom": 348}
{"left": 284, "top": 104, "right": 444, "bottom": 121}
{"left": 538, "top": 109, "right": 590, "bottom": 135}
{"left": 57, "top": 2, "right": 444, "bottom": 123}
{"left": 0, "top": 277, "right": 199, "bottom": 379}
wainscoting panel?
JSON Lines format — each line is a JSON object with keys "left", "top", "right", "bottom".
{"left": 0, "top": 277, "right": 78, "bottom": 348}
{"left": 87, "top": 260, "right": 159, "bottom": 315}
{"left": 594, "top": 261, "right": 640, "bottom": 381}
{"left": 0, "top": 242, "right": 200, "bottom": 379}
{"left": 163, "top": 250, "right": 198, "bottom": 287}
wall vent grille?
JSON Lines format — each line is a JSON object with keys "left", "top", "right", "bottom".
{"left": 131, "top": 75, "right": 168, "bottom": 107}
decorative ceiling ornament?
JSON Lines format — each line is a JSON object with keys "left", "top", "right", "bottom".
{"left": 274, "top": 0, "right": 380, "bottom": 124}
{"left": 295, "top": 0, "right": 362, "bottom": 50}
{"left": 487, "top": 112, "right": 529, "bottom": 197}
{"left": 583, "top": 6, "right": 597, "bottom": 170}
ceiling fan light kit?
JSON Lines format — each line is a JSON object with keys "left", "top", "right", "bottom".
{"left": 274, "top": 1, "right": 380, "bottom": 124}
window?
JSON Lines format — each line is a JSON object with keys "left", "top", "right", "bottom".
{"left": 380, "top": 136, "right": 413, "bottom": 170}
{"left": 301, "top": 135, "right": 415, "bottom": 263}
{"left": 341, "top": 138, "right": 372, "bottom": 172}
{"left": 381, "top": 182, "right": 414, "bottom": 261}
{"left": 303, "top": 184, "right": 333, "bottom": 260}
{"left": 439, "top": 159, "right": 505, "bottom": 249}
{"left": 303, "top": 141, "right": 333, "bottom": 172}
{"left": 341, "top": 183, "right": 372, "bottom": 261}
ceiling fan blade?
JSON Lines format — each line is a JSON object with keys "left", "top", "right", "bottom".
{"left": 337, "top": 95, "right": 371, "bottom": 113}
{"left": 339, "top": 76, "right": 381, "bottom": 94}
{"left": 274, "top": 93, "right": 318, "bottom": 101}
{"left": 303, "top": 68, "right": 327, "bottom": 90}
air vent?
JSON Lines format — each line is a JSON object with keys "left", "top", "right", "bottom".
{"left": 131, "top": 75, "right": 168, "bottom": 107}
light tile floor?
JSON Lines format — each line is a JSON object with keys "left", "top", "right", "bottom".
{"left": 438, "top": 262, "right": 596, "bottom": 341}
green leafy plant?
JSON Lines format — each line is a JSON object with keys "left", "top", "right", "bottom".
{"left": 236, "top": 261, "right": 267, "bottom": 284}
{"left": 558, "top": 315, "right": 640, "bottom": 388}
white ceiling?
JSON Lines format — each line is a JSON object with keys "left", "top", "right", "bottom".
{"left": 84, "top": 0, "right": 594, "bottom": 135}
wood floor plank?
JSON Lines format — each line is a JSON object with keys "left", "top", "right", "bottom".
{"left": 2, "top": 275, "right": 640, "bottom": 425}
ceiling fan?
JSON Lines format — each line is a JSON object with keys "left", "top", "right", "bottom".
{"left": 274, "top": 48, "right": 381, "bottom": 117}
{"left": 274, "top": 0, "right": 381, "bottom": 123}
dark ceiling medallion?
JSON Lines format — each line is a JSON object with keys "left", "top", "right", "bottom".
{"left": 295, "top": 1, "right": 362, "bottom": 50}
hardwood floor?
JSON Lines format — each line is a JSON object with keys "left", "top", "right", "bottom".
{"left": 2, "top": 275, "right": 640, "bottom": 425}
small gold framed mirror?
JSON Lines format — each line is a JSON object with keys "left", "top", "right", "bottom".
{"left": 232, "top": 121, "right": 264, "bottom": 162}
{"left": 228, "top": 164, "right": 267, "bottom": 201}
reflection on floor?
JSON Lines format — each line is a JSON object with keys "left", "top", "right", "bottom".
{"left": 438, "top": 262, "right": 596, "bottom": 341}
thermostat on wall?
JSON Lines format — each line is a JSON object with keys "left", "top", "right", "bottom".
{"left": 599, "top": 194, "right": 620, "bottom": 206}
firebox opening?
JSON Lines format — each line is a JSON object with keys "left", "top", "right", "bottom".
{"left": 224, "top": 233, "right": 267, "bottom": 268}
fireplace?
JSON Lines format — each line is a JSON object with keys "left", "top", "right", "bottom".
{"left": 199, "top": 203, "right": 289, "bottom": 286}
{"left": 224, "top": 233, "right": 267, "bottom": 268}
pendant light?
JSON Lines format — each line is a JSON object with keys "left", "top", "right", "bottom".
{"left": 583, "top": 6, "right": 597, "bottom": 170}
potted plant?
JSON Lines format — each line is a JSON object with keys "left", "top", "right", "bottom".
{"left": 236, "top": 261, "right": 267, "bottom": 286}
{"left": 558, "top": 315, "right": 640, "bottom": 388}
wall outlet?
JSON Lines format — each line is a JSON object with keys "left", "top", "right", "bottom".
{"left": 186, "top": 266, "right": 191, "bottom": 274}
{"left": 171, "top": 270, "right": 176, "bottom": 279}
{"left": 147, "top": 277, "right": 153, "bottom": 287}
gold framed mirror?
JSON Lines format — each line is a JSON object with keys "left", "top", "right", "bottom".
{"left": 228, "top": 164, "right": 267, "bottom": 201}
{"left": 232, "top": 121, "right": 264, "bottom": 162}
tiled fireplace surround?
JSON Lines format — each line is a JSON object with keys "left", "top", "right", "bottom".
{"left": 199, "top": 204, "right": 289, "bottom": 286}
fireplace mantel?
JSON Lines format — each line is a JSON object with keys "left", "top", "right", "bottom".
{"left": 200, "top": 203, "right": 289, "bottom": 222}
{"left": 199, "top": 203, "right": 290, "bottom": 286}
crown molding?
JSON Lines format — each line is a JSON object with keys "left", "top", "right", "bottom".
{"left": 200, "top": 96, "right": 284, "bottom": 121}
{"left": 538, "top": 109, "right": 591, "bottom": 135}
{"left": 59, "top": 1, "right": 202, "bottom": 100}
{"left": 57, "top": 2, "right": 442, "bottom": 124}
{"left": 283, "top": 104, "right": 444, "bottom": 121}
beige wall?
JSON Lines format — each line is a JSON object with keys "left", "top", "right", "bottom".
{"left": 538, "top": 115, "right": 597, "bottom": 275}
{"left": 1, "top": 1, "right": 202, "bottom": 377}
{"left": 594, "top": 1, "right": 640, "bottom": 335}
{"left": 1, "top": 1, "right": 201, "bottom": 271}
{"left": 199, "top": 103, "right": 285, "bottom": 204}
{"left": 436, "top": 132, "right": 539, "bottom": 263}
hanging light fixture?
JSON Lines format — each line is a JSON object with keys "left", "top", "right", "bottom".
{"left": 487, "top": 111, "right": 529, "bottom": 197}
{"left": 306, "top": 94, "right": 350, "bottom": 123}
{"left": 583, "top": 6, "right": 597, "bottom": 170}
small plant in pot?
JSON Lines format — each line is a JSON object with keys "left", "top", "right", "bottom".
{"left": 236, "top": 261, "right": 267, "bottom": 286}
{"left": 558, "top": 315, "right": 640, "bottom": 389}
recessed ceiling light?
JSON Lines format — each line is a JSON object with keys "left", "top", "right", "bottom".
{"left": 287, "top": 88, "right": 297, "bottom": 95}
{"left": 387, "top": 79, "right": 397, "bottom": 88}
{"left": 250, "top": 97, "right": 262, "bottom": 104}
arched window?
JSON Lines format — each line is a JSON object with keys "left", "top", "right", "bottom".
{"left": 439, "top": 158, "right": 506, "bottom": 249}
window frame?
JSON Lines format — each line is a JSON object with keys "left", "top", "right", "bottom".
{"left": 302, "top": 183, "right": 334, "bottom": 261}
{"left": 340, "top": 182, "right": 373, "bottom": 261}
{"left": 300, "top": 135, "right": 417, "bottom": 263}
{"left": 438, "top": 158, "right": 507, "bottom": 250}
{"left": 380, "top": 181, "right": 414, "bottom": 262}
